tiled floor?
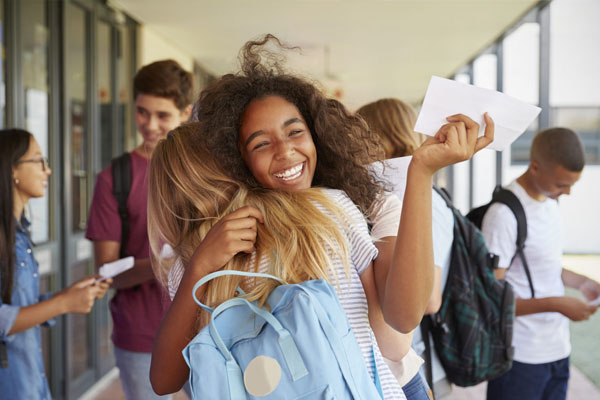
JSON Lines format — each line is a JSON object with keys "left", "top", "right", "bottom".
{"left": 89, "top": 374, "right": 189, "bottom": 400}
{"left": 90, "top": 365, "right": 599, "bottom": 400}
{"left": 445, "top": 365, "right": 600, "bottom": 399}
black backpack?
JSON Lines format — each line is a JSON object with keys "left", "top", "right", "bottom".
{"left": 466, "top": 185, "right": 535, "bottom": 298}
{"left": 111, "top": 153, "right": 132, "bottom": 259}
{"left": 420, "top": 186, "right": 516, "bottom": 388}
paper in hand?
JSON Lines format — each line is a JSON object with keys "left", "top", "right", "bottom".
{"left": 414, "top": 76, "right": 541, "bottom": 151}
{"left": 98, "top": 256, "right": 134, "bottom": 281}
{"left": 588, "top": 296, "right": 600, "bottom": 307}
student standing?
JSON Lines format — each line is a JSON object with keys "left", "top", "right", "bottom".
{"left": 482, "top": 127, "right": 600, "bottom": 400}
{"left": 86, "top": 60, "right": 192, "bottom": 399}
{"left": 0, "top": 129, "right": 109, "bottom": 399}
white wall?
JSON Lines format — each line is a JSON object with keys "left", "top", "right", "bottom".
{"left": 137, "top": 25, "right": 194, "bottom": 72}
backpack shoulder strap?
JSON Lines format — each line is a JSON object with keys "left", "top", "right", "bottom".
{"left": 420, "top": 316, "right": 435, "bottom": 397}
{"left": 433, "top": 185, "right": 453, "bottom": 208}
{"left": 111, "top": 153, "right": 132, "bottom": 259}
{"left": 491, "top": 186, "right": 527, "bottom": 249}
{"left": 491, "top": 185, "right": 535, "bottom": 298}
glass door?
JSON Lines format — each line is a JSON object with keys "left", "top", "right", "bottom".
{"left": 95, "top": 17, "right": 116, "bottom": 376}
{"left": 63, "top": 2, "right": 95, "bottom": 397}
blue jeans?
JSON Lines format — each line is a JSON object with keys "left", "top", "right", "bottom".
{"left": 403, "top": 372, "right": 432, "bottom": 400}
{"left": 114, "top": 346, "right": 192, "bottom": 399}
{"left": 487, "top": 357, "right": 570, "bottom": 400}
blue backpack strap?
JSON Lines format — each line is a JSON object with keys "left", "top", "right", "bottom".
{"left": 225, "top": 359, "right": 246, "bottom": 400}
{"left": 371, "top": 347, "right": 384, "bottom": 399}
{"left": 295, "top": 285, "right": 383, "bottom": 399}
{"left": 210, "top": 297, "right": 308, "bottom": 382}
{"left": 191, "top": 270, "right": 285, "bottom": 313}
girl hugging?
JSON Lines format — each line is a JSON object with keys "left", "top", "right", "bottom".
{"left": 147, "top": 34, "right": 493, "bottom": 399}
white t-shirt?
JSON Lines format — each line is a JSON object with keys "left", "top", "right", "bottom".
{"left": 169, "top": 189, "right": 405, "bottom": 399}
{"left": 481, "top": 180, "right": 570, "bottom": 364}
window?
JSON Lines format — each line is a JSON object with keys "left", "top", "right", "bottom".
{"left": 504, "top": 21, "right": 540, "bottom": 163}
{"left": 22, "top": 0, "right": 51, "bottom": 242}
{"left": 549, "top": 0, "right": 600, "bottom": 165}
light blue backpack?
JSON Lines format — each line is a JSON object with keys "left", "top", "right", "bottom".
{"left": 183, "top": 270, "right": 383, "bottom": 399}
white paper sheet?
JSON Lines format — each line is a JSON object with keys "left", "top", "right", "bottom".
{"left": 98, "top": 256, "right": 134, "bottom": 281}
{"left": 414, "top": 76, "right": 541, "bottom": 151}
{"left": 370, "top": 156, "right": 412, "bottom": 200}
{"left": 588, "top": 296, "right": 600, "bottom": 307}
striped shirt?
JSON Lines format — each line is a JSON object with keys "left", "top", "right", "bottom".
{"left": 168, "top": 188, "right": 405, "bottom": 399}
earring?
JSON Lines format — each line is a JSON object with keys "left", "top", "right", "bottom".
{"left": 14, "top": 178, "right": 19, "bottom": 185}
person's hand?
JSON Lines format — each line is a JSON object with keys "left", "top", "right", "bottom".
{"left": 412, "top": 113, "right": 494, "bottom": 175}
{"left": 556, "top": 296, "right": 597, "bottom": 321}
{"left": 58, "top": 276, "right": 104, "bottom": 314}
{"left": 189, "top": 206, "right": 264, "bottom": 276}
{"left": 92, "top": 276, "right": 112, "bottom": 299}
{"left": 579, "top": 279, "right": 600, "bottom": 303}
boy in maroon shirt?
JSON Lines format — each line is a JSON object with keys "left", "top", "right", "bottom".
{"left": 86, "top": 60, "right": 192, "bottom": 399}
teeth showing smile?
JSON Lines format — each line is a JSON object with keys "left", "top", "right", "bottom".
{"left": 274, "top": 163, "right": 304, "bottom": 181}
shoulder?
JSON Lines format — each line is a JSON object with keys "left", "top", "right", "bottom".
{"left": 483, "top": 202, "right": 517, "bottom": 227}
{"left": 321, "top": 188, "right": 365, "bottom": 218}
{"left": 93, "top": 164, "right": 114, "bottom": 193}
{"left": 129, "top": 151, "right": 150, "bottom": 173}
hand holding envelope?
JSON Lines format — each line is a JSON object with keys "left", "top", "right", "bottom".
{"left": 414, "top": 76, "right": 541, "bottom": 152}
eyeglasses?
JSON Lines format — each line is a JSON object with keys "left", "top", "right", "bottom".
{"left": 16, "top": 157, "right": 50, "bottom": 172}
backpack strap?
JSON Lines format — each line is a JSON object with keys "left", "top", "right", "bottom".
{"left": 111, "top": 153, "right": 132, "bottom": 259}
{"left": 491, "top": 186, "right": 535, "bottom": 298}
{"left": 433, "top": 185, "right": 453, "bottom": 208}
{"left": 191, "top": 270, "right": 285, "bottom": 313}
{"left": 419, "top": 316, "right": 435, "bottom": 397}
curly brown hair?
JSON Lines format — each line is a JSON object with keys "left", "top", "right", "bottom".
{"left": 194, "top": 34, "right": 385, "bottom": 214}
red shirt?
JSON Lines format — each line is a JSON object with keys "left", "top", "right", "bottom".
{"left": 86, "top": 151, "right": 169, "bottom": 352}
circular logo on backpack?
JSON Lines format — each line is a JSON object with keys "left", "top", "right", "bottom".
{"left": 243, "top": 355, "right": 282, "bottom": 396}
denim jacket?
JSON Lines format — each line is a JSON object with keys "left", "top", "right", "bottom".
{"left": 0, "top": 216, "right": 54, "bottom": 399}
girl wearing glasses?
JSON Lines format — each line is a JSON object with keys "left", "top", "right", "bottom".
{"left": 0, "top": 129, "right": 111, "bottom": 399}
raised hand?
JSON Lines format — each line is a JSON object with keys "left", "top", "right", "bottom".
{"left": 413, "top": 113, "right": 494, "bottom": 175}
{"left": 189, "top": 205, "right": 264, "bottom": 276}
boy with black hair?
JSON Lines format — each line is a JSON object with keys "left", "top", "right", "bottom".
{"left": 482, "top": 127, "right": 600, "bottom": 400}
{"left": 86, "top": 60, "right": 193, "bottom": 399}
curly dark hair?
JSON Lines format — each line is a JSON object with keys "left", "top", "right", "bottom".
{"left": 194, "top": 34, "right": 385, "bottom": 214}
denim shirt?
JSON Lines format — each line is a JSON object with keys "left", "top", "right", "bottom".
{"left": 0, "top": 216, "right": 53, "bottom": 399}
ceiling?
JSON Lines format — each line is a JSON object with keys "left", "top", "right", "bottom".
{"left": 110, "top": 0, "right": 539, "bottom": 110}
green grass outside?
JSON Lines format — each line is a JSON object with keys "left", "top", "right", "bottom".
{"left": 566, "top": 287, "right": 600, "bottom": 388}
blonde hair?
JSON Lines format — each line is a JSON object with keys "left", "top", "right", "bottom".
{"left": 148, "top": 123, "right": 350, "bottom": 328}
{"left": 356, "top": 98, "right": 424, "bottom": 159}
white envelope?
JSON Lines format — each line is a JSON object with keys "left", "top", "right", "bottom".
{"left": 414, "top": 76, "right": 541, "bottom": 151}
{"left": 98, "top": 256, "right": 134, "bottom": 281}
